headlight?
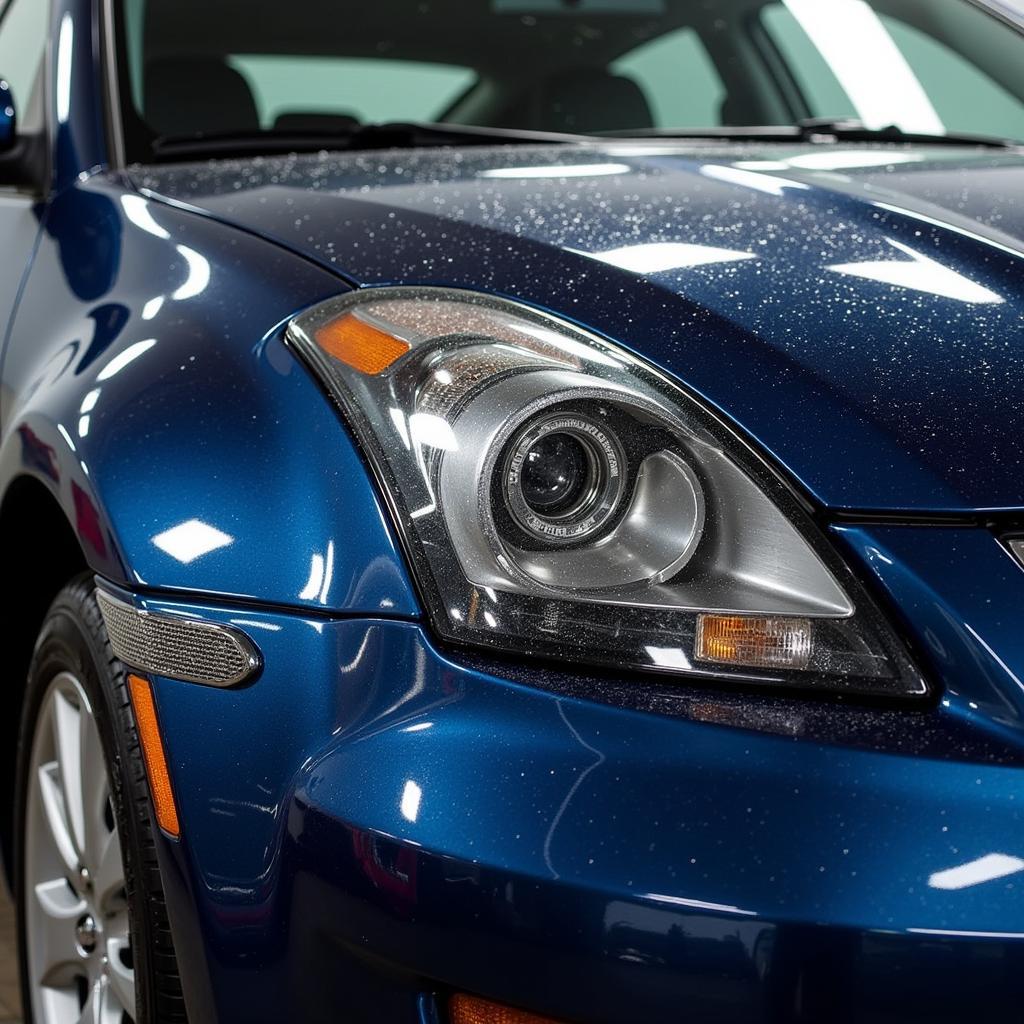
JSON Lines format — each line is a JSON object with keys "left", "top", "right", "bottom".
{"left": 287, "top": 288, "right": 925, "bottom": 698}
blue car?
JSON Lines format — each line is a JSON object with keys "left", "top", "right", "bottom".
{"left": 4, "top": 0, "right": 1024, "bottom": 1021}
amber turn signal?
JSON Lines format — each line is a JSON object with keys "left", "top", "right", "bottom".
{"left": 314, "top": 311, "right": 410, "bottom": 375}
{"left": 695, "top": 614, "right": 813, "bottom": 671}
{"left": 127, "top": 674, "right": 181, "bottom": 837}
{"left": 449, "top": 994, "right": 567, "bottom": 1024}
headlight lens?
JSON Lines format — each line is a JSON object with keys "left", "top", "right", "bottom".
{"left": 287, "top": 288, "right": 925, "bottom": 698}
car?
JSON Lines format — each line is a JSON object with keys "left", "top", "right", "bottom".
{"left": 3, "top": 0, "right": 1024, "bottom": 1021}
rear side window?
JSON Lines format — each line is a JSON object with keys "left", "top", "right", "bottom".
{"left": 612, "top": 27, "right": 726, "bottom": 128}
{"left": 227, "top": 56, "right": 477, "bottom": 128}
{"left": 879, "top": 16, "right": 1024, "bottom": 140}
{"left": 761, "top": 0, "right": 1024, "bottom": 138}
{"left": 0, "top": 0, "right": 48, "bottom": 131}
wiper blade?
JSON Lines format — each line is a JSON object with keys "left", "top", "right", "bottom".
{"left": 795, "top": 117, "right": 1017, "bottom": 148}
{"left": 604, "top": 119, "right": 1017, "bottom": 149}
{"left": 600, "top": 125, "right": 808, "bottom": 142}
{"left": 151, "top": 121, "right": 588, "bottom": 160}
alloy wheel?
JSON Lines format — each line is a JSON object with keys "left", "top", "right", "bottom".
{"left": 24, "top": 671, "right": 136, "bottom": 1023}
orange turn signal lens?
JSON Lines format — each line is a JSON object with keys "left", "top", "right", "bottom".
{"left": 449, "top": 994, "right": 567, "bottom": 1024}
{"left": 695, "top": 614, "right": 812, "bottom": 671}
{"left": 314, "top": 312, "right": 410, "bottom": 375}
{"left": 127, "top": 674, "right": 181, "bottom": 838}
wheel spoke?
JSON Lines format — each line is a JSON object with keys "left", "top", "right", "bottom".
{"left": 52, "top": 689, "right": 87, "bottom": 863}
{"left": 105, "top": 933, "right": 136, "bottom": 1018}
{"left": 78, "top": 979, "right": 98, "bottom": 1024}
{"left": 79, "top": 710, "right": 110, "bottom": 877}
{"left": 37, "top": 762, "right": 80, "bottom": 878}
{"left": 30, "top": 878, "right": 86, "bottom": 988}
{"left": 77, "top": 976, "right": 121, "bottom": 1024}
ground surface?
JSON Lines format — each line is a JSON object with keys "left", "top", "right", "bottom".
{"left": 0, "top": 891, "right": 20, "bottom": 1023}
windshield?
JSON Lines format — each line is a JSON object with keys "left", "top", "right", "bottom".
{"left": 116, "top": 0, "right": 1024, "bottom": 160}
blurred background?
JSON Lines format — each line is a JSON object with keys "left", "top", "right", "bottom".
{"left": 0, "top": 897, "right": 16, "bottom": 1023}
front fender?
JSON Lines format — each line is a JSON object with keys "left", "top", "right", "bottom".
{"left": 0, "top": 176, "right": 418, "bottom": 617}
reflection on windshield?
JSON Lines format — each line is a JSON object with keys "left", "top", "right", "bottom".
{"left": 781, "top": 0, "right": 944, "bottom": 134}
{"left": 120, "top": 0, "right": 1024, "bottom": 160}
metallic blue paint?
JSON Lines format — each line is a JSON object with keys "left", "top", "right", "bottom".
{"left": 135, "top": 146, "right": 1024, "bottom": 513}
{"left": 0, "top": 177, "right": 417, "bottom": 614}
{"left": 2, "top": 2, "right": 1024, "bottom": 1022}
{"left": 50, "top": 0, "right": 107, "bottom": 192}
{"left": 116, "top": 574, "right": 1024, "bottom": 1024}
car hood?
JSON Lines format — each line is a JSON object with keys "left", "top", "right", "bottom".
{"left": 131, "top": 142, "right": 1024, "bottom": 513}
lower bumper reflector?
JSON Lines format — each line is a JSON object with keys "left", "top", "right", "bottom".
{"left": 449, "top": 994, "right": 565, "bottom": 1024}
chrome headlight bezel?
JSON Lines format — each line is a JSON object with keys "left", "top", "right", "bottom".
{"left": 286, "top": 286, "right": 927, "bottom": 700}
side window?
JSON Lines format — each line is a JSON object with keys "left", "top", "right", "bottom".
{"left": 612, "top": 28, "right": 726, "bottom": 128}
{"left": 0, "top": 0, "right": 48, "bottom": 132}
{"left": 760, "top": 1, "right": 1024, "bottom": 139}
{"left": 877, "top": 16, "right": 1024, "bottom": 140}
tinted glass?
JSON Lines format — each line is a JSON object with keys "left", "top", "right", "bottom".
{"left": 229, "top": 56, "right": 477, "bottom": 127}
{"left": 762, "top": 1, "right": 1024, "bottom": 140}
{"left": 116, "top": 0, "right": 1024, "bottom": 159}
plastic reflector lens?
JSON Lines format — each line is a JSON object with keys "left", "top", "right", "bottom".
{"left": 127, "top": 674, "right": 181, "bottom": 837}
{"left": 449, "top": 994, "right": 566, "bottom": 1024}
{"left": 695, "top": 614, "right": 813, "bottom": 670}
{"left": 314, "top": 312, "right": 410, "bottom": 375}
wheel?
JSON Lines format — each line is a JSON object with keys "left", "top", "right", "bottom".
{"left": 15, "top": 575, "right": 186, "bottom": 1023}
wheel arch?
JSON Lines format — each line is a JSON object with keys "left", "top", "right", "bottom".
{"left": 0, "top": 473, "right": 88, "bottom": 890}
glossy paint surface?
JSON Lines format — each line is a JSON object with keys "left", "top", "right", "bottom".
{"left": 2, "top": 2, "right": 1024, "bottom": 1022}
{"left": 135, "top": 144, "right": 1024, "bottom": 513}
{"left": 0, "top": 175, "right": 417, "bottom": 613}
{"left": 122, "top": 548, "right": 1024, "bottom": 1024}
{"left": 51, "top": 0, "right": 107, "bottom": 191}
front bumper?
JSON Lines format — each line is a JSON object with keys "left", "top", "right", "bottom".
{"left": 134, "top": 525, "right": 1024, "bottom": 1023}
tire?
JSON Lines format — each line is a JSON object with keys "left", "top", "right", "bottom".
{"left": 15, "top": 574, "right": 186, "bottom": 1023}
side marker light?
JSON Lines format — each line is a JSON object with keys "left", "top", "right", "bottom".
{"left": 127, "top": 674, "right": 181, "bottom": 837}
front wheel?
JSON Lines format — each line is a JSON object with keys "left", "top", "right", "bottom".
{"left": 16, "top": 576, "right": 186, "bottom": 1023}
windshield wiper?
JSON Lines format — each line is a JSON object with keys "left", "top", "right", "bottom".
{"left": 795, "top": 118, "right": 1017, "bottom": 148}
{"left": 151, "top": 117, "right": 1020, "bottom": 162}
{"left": 603, "top": 118, "right": 1018, "bottom": 149}
{"left": 151, "top": 121, "right": 589, "bottom": 160}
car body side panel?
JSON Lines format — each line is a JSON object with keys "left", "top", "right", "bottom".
{"left": 119, "top": 527, "right": 1024, "bottom": 1023}
{"left": 0, "top": 176, "right": 418, "bottom": 615}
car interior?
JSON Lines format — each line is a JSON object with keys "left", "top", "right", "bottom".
{"left": 121, "top": 0, "right": 1024, "bottom": 158}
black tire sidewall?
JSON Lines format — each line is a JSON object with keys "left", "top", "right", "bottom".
{"left": 14, "top": 575, "right": 178, "bottom": 1023}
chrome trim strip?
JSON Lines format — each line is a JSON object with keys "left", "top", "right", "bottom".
{"left": 100, "top": 0, "right": 126, "bottom": 169}
{"left": 95, "top": 589, "right": 261, "bottom": 688}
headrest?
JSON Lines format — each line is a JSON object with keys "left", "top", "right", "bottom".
{"left": 145, "top": 58, "right": 260, "bottom": 137}
{"left": 538, "top": 69, "right": 654, "bottom": 133}
{"left": 273, "top": 112, "right": 360, "bottom": 133}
